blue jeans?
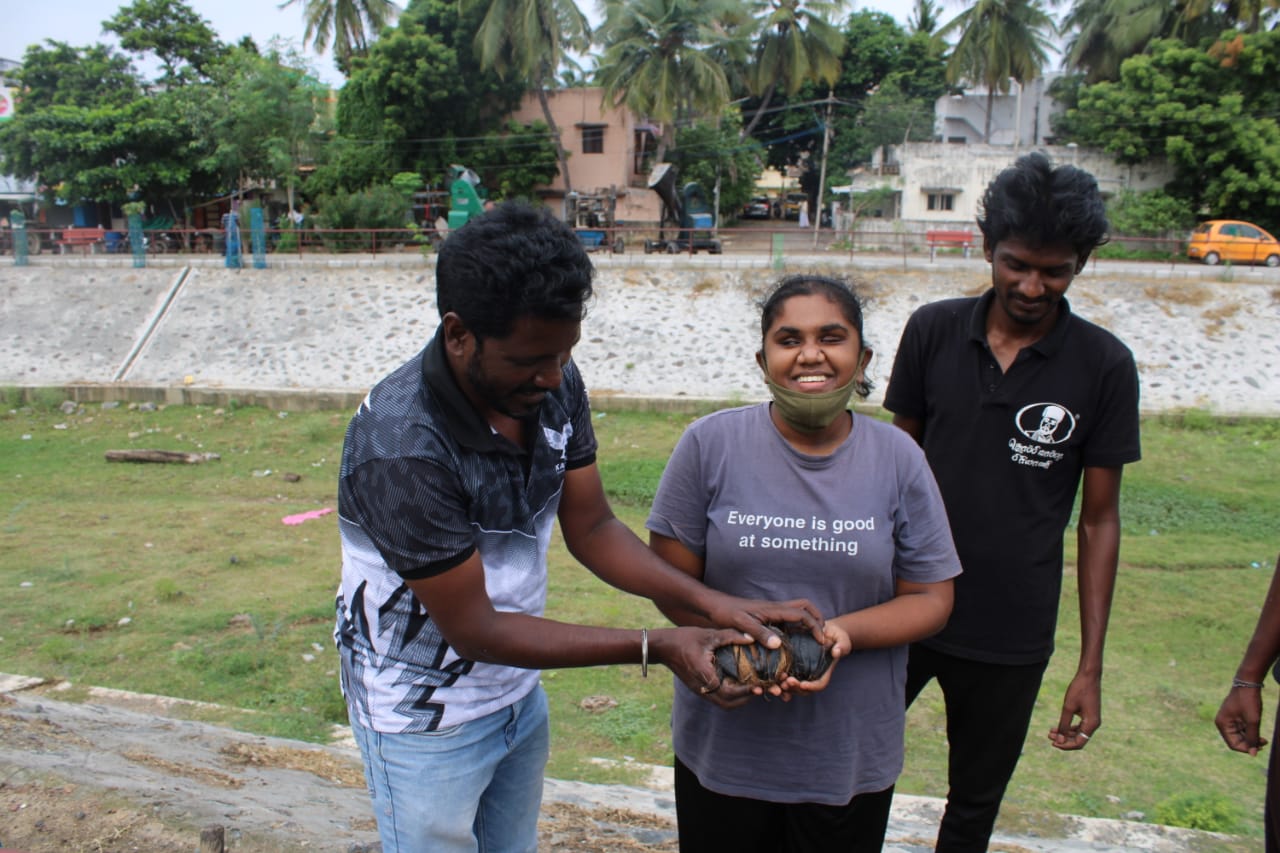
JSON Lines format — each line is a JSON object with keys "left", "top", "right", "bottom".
{"left": 349, "top": 685, "right": 550, "bottom": 853}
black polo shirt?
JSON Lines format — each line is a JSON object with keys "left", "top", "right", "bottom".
{"left": 884, "top": 290, "right": 1140, "bottom": 664}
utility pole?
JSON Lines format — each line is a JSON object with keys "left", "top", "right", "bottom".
{"left": 812, "top": 89, "right": 834, "bottom": 249}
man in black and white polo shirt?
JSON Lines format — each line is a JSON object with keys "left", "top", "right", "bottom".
{"left": 884, "top": 152, "right": 1141, "bottom": 852}
{"left": 335, "top": 201, "right": 819, "bottom": 853}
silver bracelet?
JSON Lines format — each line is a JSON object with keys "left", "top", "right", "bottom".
{"left": 641, "top": 628, "right": 648, "bottom": 678}
{"left": 1233, "top": 677, "right": 1265, "bottom": 689}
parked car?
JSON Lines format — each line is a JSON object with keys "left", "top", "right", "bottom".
{"left": 781, "top": 192, "right": 809, "bottom": 220}
{"left": 1186, "top": 219, "right": 1280, "bottom": 267}
{"left": 740, "top": 196, "right": 773, "bottom": 219}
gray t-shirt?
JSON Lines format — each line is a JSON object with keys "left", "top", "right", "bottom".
{"left": 647, "top": 404, "right": 960, "bottom": 805}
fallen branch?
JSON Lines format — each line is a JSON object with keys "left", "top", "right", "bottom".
{"left": 105, "top": 450, "right": 222, "bottom": 464}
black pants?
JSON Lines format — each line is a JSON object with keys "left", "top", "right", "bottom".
{"left": 674, "top": 756, "right": 894, "bottom": 853}
{"left": 905, "top": 644, "right": 1048, "bottom": 853}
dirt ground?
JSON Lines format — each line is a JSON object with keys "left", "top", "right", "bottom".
{"left": 0, "top": 689, "right": 674, "bottom": 853}
{"left": 0, "top": 683, "right": 1250, "bottom": 853}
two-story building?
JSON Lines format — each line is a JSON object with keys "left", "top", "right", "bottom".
{"left": 841, "top": 75, "right": 1173, "bottom": 236}
{"left": 509, "top": 87, "right": 663, "bottom": 228}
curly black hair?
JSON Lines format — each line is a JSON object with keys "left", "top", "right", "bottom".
{"left": 436, "top": 201, "right": 594, "bottom": 341}
{"left": 977, "top": 152, "right": 1110, "bottom": 259}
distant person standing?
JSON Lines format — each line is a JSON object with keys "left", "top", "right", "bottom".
{"left": 1216, "top": 553, "right": 1280, "bottom": 853}
{"left": 883, "top": 152, "right": 1142, "bottom": 851}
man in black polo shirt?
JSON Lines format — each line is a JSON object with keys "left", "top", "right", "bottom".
{"left": 334, "top": 201, "right": 819, "bottom": 853}
{"left": 883, "top": 152, "right": 1141, "bottom": 852}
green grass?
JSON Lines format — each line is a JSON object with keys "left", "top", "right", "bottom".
{"left": 0, "top": 398, "right": 1276, "bottom": 844}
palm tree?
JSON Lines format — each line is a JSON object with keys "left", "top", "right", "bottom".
{"left": 1061, "top": 0, "right": 1249, "bottom": 84}
{"left": 279, "top": 0, "right": 399, "bottom": 70}
{"left": 1062, "top": 0, "right": 1171, "bottom": 83}
{"left": 939, "top": 0, "right": 1054, "bottom": 141}
{"left": 594, "top": 0, "right": 745, "bottom": 161}
{"left": 739, "top": 0, "right": 846, "bottom": 139}
{"left": 466, "top": 0, "right": 591, "bottom": 194}
{"left": 909, "top": 0, "right": 943, "bottom": 34}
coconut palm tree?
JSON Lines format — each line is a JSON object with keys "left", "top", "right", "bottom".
{"left": 1062, "top": 0, "right": 1172, "bottom": 83}
{"left": 909, "top": 0, "right": 943, "bottom": 34}
{"left": 939, "top": 0, "right": 1055, "bottom": 141}
{"left": 594, "top": 0, "right": 746, "bottom": 161}
{"left": 739, "top": 0, "right": 846, "bottom": 139}
{"left": 1060, "top": 0, "right": 1256, "bottom": 84}
{"left": 466, "top": 0, "right": 591, "bottom": 193}
{"left": 279, "top": 0, "right": 399, "bottom": 70}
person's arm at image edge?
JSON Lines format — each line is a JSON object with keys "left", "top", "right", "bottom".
{"left": 1216, "top": 555, "right": 1280, "bottom": 756}
{"left": 1050, "top": 464, "right": 1122, "bottom": 750}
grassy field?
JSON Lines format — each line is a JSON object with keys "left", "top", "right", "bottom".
{"left": 1, "top": 391, "right": 1276, "bottom": 843}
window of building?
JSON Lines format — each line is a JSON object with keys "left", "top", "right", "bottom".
{"left": 581, "top": 125, "right": 604, "bottom": 154}
{"left": 927, "top": 193, "right": 955, "bottom": 212}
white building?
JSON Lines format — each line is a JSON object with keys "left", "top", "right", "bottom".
{"left": 935, "top": 75, "right": 1061, "bottom": 147}
{"left": 840, "top": 74, "right": 1173, "bottom": 234}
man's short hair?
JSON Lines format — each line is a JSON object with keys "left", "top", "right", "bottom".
{"left": 976, "top": 151, "right": 1109, "bottom": 258}
{"left": 437, "top": 201, "right": 594, "bottom": 341}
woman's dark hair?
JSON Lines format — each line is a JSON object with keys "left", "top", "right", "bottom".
{"left": 976, "top": 151, "right": 1110, "bottom": 258}
{"left": 436, "top": 201, "right": 594, "bottom": 341}
{"left": 758, "top": 274, "right": 874, "bottom": 398}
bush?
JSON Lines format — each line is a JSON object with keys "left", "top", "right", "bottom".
{"left": 1106, "top": 189, "right": 1195, "bottom": 238}
{"left": 1153, "top": 793, "right": 1241, "bottom": 833}
{"left": 314, "top": 183, "right": 414, "bottom": 251}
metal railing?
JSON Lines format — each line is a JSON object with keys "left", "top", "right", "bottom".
{"left": 0, "top": 224, "right": 1207, "bottom": 267}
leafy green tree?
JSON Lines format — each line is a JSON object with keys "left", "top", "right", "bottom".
{"left": 747, "top": 12, "right": 948, "bottom": 174}
{"left": 668, "top": 111, "right": 764, "bottom": 221}
{"left": 318, "top": 0, "right": 526, "bottom": 190}
{"left": 740, "top": 0, "right": 846, "bottom": 139}
{"left": 1055, "top": 33, "right": 1280, "bottom": 230}
{"left": 188, "top": 45, "right": 330, "bottom": 212}
{"left": 0, "top": 41, "right": 212, "bottom": 208}
{"left": 835, "top": 77, "right": 937, "bottom": 165}
{"left": 280, "top": 0, "right": 399, "bottom": 72}
{"left": 939, "top": 0, "right": 1055, "bottom": 140}
{"left": 103, "top": 0, "right": 226, "bottom": 84}
{"left": 466, "top": 0, "right": 590, "bottom": 192}
{"left": 467, "top": 120, "right": 561, "bottom": 202}
{"left": 10, "top": 42, "right": 141, "bottom": 110}
{"left": 0, "top": 99, "right": 201, "bottom": 206}
{"left": 595, "top": 0, "right": 745, "bottom": 160}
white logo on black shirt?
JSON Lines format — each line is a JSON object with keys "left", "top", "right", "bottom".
{"left": 544, "top": 423, "right": 572, "bottom": 473}
{"left": 1015, "top": 402, "right": 1075, "bottom": 445}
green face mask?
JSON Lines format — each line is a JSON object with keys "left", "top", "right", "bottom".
{"left": 761, "top": 367, "right": 858, "bottom": 432}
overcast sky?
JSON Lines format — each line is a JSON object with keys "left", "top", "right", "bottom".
{"left": 3, "top": 0, "right": 923, "bottom": 89}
